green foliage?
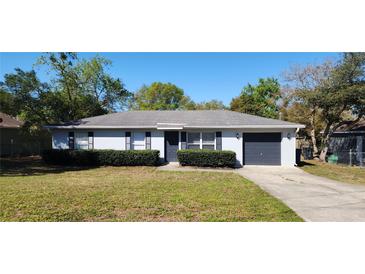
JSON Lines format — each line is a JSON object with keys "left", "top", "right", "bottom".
{"left": 320, "top": 53, "right": 365, "bottom": 124}
{"left": 0, "top": 69, "right": 55, "bottom": 133}
{"left": 285, "top": 54, "right": 365, "bottom": 129}
{"left": 0, "top": 88, "right": 18, "bottom": 116}
{"left": 194, "top": 100, "right": 226, "bottom": 110}
{"left": 177, "top": 149, "right": 236, "bottom": 167}
{"left": 36, "top": 53, "right": 131, "bottom": 120}
{"left": 42, "top": 149, "right": 160, "bottom": 166}
{"left": 316, "top": 53, "right": 365, "bottom": 159}
{"left": 130, "top": 82, "right": 194, "bottom": 110}
{"left": 130, "top": 83, "right": 226, "bottom": 111}
{"left": 96, "top": 150, "right": 160, "bottom": 166}
{"left": 230, "top": 78, "right": 281, "bottom": 118}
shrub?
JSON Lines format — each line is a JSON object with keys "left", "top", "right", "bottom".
{"left": 42, "top": 149, "right": 160, "bottom": 166}
{"left": 177, "top": 149, "right": 236, "bottom": 168}
{"left": 95, "top": 150, "right": 160, "bottom": 166}
{"left": 42, "top": 149, "right": 95, "bottom": 166}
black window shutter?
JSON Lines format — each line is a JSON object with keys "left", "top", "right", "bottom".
{"left": 216, "top": 132, "right": 222, "bottom": 150}
{"left": 88, "top": 132, "right": 94, "bottom": 149}
{"left": 181, "top": 132, "right": 187, "bottom": 149}
{"left": 68, "top": 132, "right": 75, "bottom": 150}
{"left": 125, "top": 132, "right": 131, "bottom": 150}
{"left": 145, "top": 132, "right": 151, "bottom": 150}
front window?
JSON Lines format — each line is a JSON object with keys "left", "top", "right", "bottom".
{"left": 75, "top": 132, "right": 88, "bottom": 150}
{"left": 202, "top": 132, "right": 215, "bottom": 150}
{"left": 187, "top": 132, "right": 200, "bottom": 149}
{"left": 187, "top": 132, "right": 215, "bottom": 150}
{"left": 132, "top": 132, "right": 145, "bottom": 150}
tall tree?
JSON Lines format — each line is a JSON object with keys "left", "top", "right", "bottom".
{"left": 36, "top": 53, "right": 131, "bottom": 120}
{"left": 130, "top": 82, "right": 194, "bottom": 110}
{"left": 0, "top": 53, "right": 131, "bottom": 133}
{"left": 230, "top": 78, "right": 281, "bottom": 118}
{"left": 283, "top": 60, "right": 334, "bottom": 159}
{"left": 284, "top": 53, "right": 365, "bottom": 161}
{"left": 317, "top": 53, "right": 365, "bottom": 160}
{"left": 0, "top": 69, "right": 54, "bottom": 131}
{"left": 78, "top": 55, "right": 130, "bottom": 112}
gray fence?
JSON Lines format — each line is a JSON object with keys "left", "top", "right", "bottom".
{"left": 0, "top": 141, "right": 50, "bottom": 157}
{"left": 1, "top": 128, "right": 51, "bottom": 157}
{"left": 298, "top": 147, "right": 364, "bottom": 167}
{"left": 328, "top": 133, "right": 364, "bottom": 167}
{"left": 329, "top": 150, "right": 365, "bottom": 167}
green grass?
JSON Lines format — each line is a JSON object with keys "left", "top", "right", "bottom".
{"left": 0, "top": 157, "right": 302, "bottom": 222}
{"left": 300, "top": 160, "right": 365, "bottom": 184}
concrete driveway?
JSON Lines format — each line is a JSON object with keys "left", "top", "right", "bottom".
{"left": 237, "top": 166, "right": 365, "bottom": 221}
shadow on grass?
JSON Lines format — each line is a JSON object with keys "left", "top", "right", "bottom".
{"left": 0, "top": 156, "right": 96, "bottom": 177}
{"left": 296, "top": 161, "right": 316, "bottom": 167}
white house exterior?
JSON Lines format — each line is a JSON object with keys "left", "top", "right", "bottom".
{"left": 46, "top": 110, "right": 305, "bottom": 166}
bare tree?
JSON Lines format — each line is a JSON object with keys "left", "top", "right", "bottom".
{"left": 283, "top": 60, "right": 334, "bottom": 159}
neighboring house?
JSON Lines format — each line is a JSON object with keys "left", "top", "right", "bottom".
{"left": 0, "top": 112, "right": 51, "bottom": 156}
{"left": 45, "top": 110, "right": 305, "bottom": 166}
{"left": 328, "top": 119, "right": 365, "bottom": 165}
{"left": 0, "top": 112, "right": 24, "bottom": 156}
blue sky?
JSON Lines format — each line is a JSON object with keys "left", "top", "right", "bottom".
{"left": 0, "top": 52, "right": 339, "bottom": 105}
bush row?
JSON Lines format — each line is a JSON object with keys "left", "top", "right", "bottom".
{"left": 42, "top": 149, "right": 160, "bottom": 166}
{"left": 177, "top": 149, "right": 236, "bottom": 168}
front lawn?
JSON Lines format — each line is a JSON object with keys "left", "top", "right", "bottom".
{"left": 300, "top": 160, "right": 365, "bottom": 184}
{"left": 0, "top": 157, "right": 302, "bottom": 221}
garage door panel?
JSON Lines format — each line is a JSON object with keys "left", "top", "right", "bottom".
{"left": 243, "top": 133, "right": 281, "bottom": 165}
{"left": 244, "top": 133, "right": 281, "bottom": 142}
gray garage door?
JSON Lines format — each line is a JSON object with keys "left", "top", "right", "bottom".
{"left": 243, "top": 133, "right": 281, "bottom": 165}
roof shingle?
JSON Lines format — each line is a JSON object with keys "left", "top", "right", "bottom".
{"left": 46, "top": 110, "right": 304, "bottom": 129}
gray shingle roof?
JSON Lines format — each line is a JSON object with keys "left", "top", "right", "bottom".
{"left": 45, "top": 110, "right": 305, "bottom": 129}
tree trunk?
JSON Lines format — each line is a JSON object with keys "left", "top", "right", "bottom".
{"left": 319, "top": 123, "right": 332, "bottom": 162}
{"left": 319, "top": 136, "right": 329, "bottom": 161}
{"left": 310, "top": 128, "right": 320, "bottom": 159}
{"left": 309, "top": 109, "right": 320, "bottom": 159}
{"left": 319, "top": 147, "right": 328, "bottom": 161}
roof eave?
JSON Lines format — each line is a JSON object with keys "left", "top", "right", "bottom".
{"left": 44, "top": 124, "right": 305, "bottom": 129}
{"left": 43, "top": 125, "right": 154, "bottom": 129}
{"left": 184, "top": 125, "right": 305, "bottom": 129}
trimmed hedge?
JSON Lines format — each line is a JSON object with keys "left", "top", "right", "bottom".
{"left": 42, "top": 149, "right": 160, "bottom": 166}
{"left": 177, "top": 149, "right": 236, "bottom": 168}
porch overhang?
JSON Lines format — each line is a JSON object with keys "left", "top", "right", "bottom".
{"left": 156, "top": 123, "right": 185, "bottom": 130}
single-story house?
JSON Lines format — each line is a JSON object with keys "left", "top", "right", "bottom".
{"left": 45, "top": 110, "right": 305, "bottom": 166}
